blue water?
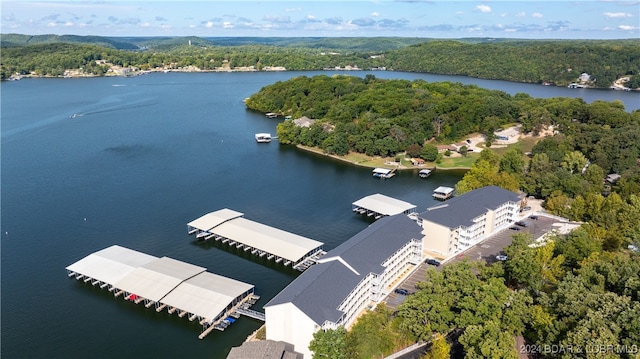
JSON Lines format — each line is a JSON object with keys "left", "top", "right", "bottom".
{"left": 1, "top": 71, "right": 637, "bottom": 358}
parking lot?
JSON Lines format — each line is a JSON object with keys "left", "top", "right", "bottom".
{"left": 384, "top": 213, "right": 566, "bottom": 309}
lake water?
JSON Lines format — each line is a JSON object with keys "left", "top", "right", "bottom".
{"left": 1, "top": 71, "right": 637, "bottom": 359}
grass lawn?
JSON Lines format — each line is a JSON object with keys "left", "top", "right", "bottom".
{"left": 491, "top": 136, "right": 539, "bottom": 156}
{"left": 436, "top": 153, "right": 479, "bottom": 168}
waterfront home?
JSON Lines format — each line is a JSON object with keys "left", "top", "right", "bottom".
{"left": 264, "top": 215, "right": 423, "bottom": 358}
{"left": 419, "top": 186, "right": 521, "bottom": 257}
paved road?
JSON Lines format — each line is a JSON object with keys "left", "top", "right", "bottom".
{"left": 384, "top": 213, "right": 559, "bottom": 309}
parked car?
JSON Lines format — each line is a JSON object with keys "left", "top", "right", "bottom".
{"left": 425, "top": 259, "right": 441, "bottom": 266}
{"left": 515, "top": 221, "right": 529, "bottom": 227}
{"left": 521, "top": 206, "right": 532, "bottom": 212}
{"left": 529, "top": 215, "right": 539, "bottom": 220}
{"left": 496, "top": 255, "right": 508, "bottom": 261}
{"left": 394, "top": 288, "right": 409, "bottom": 295}
{"left": 509, "top": 226, "right": 521, "bottom": 231}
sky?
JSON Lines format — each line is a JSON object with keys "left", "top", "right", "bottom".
{"left": 1, "top": 1, "right": 639, "bottom": 39}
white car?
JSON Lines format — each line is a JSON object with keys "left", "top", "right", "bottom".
{"left": 496, "top": 255, "right": 508, "bottom": 261}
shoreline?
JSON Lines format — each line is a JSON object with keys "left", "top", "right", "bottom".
{"left": 295, "top": 144, "right": 470, "bottom": 172}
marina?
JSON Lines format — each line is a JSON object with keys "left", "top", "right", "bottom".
{"left": 352, "top": 193, "right": 417, "bottom": 220}
{"left": 6, "top": 69, "right": 632, "bottom": 358}
{"left": 66, "top": 245, "right": 257, "bottom": 338}
{"left": 188, "top": 209, "right": 326, "bottom": 271}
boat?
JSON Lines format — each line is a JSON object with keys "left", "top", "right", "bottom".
{"left": 255, "top": 133, "right": 272, "bottom": 143}
{"left": 418, "top": 169, "right": 432, "bottom": 178}
{"left": 372, "top": 168, "right": 395, "bottom": 179}
{"left": 265, "top": 113, "right": 278, "bottom": 118}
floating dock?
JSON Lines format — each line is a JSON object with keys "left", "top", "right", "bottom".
{"left": 352, "top": 194, "right": 417, "bottom": 220}
{"left": 66, "top": 245, "right": 255, "bottom": 338}
{"left": 372, "top": 167, "right": 396, "bottom": 179}
{"left": 188, "top": 209, "right": 325, "bottom": 271}
{"left": 419, "top": 169, "right": 432, "bottom": 178}
{"left": 433, "top": 186, "right": 455, "bottom": 200}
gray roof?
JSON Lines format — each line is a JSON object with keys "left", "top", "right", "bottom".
{"left": 264, "top": 214, "right": 422, "bottom": 325}
{"left": 420, "top": 186, "right": 520, "bottom": 228}
{"left": 226, "top": 340, "right": 302, "bottom": 359}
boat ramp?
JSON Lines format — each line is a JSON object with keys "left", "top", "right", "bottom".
{"left": 188, "top": 209, "right": 325, "bottom": 271}
{"left": 352, "top": 194, "right": 417, "bottom": 220}
{"left": 66, "top": 245, "right": 257, "bottom": 339}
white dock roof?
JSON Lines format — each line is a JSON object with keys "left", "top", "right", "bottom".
{"left": 113, "top": 257, "right": 206, "bottom": 302}
{"left": 372, "top": 168, "right": 393, "bottom": 174}
{"left": 433, "top": 186, "right": 455, "bottom": 195}
{"left": 352, "top": 193, "right": 417, "bottom": 216}
{"left": 187, "top": 209, "right": 244, "bottom": 231}
{"left": 212, "top": 217, "right": 323, "bottom": 263}
{"left": 160, "top": 272, "right": 254, "bottom": 323}
{"left": 65, "top": 245, "right": 157, "bottom": 285}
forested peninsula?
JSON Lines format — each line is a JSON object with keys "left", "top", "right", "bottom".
{"left": 246, "top": 77, "right": 640, "bottom": 359}
{"left": 1, "top": 34, "right": 639, "bottom": 89}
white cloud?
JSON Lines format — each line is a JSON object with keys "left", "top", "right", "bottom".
{"left": 619, "top": 25, "right": 638, "bottom": 30}
{"left": 205, "top": 21, "right": 214, "bottom": 28}
{"left": 476, "top": 5, "right": 491, "bottom": 13}
{"left": 604, "top": 12, "right": 632, "bottom": 19}
{"left": 222, "top": 21, "right": 233, "bottom": 29}
{"left": 307, "top": 15, "right": 315, "bottom": 20}
{"left": 532, "top": 13, "right": 543, "bottom": 18}
{"left": 371, "top": 12, "right": 380, "bottom": 17}
{"left": 516, "top": 12, "right": 526, "bottom": 17}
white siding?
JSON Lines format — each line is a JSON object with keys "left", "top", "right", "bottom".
{"left": 265, "top": 303, "right": 317, "bottom": 359}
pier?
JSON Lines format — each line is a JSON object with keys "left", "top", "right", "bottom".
{"left": 66, "top": 245, "right": 255, "bottom": 339}
{"left": 188, "top": 209, "right": 325, "bottom": 270}
{"left": 352, "top": 194, "right": 417, "bottom": 220}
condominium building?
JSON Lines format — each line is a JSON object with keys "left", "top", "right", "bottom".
{"left": 264, "top": 214, "right": 423, "bottom": 358}
{"left": 418, "top": 186, "right": 522, "bottom": 257}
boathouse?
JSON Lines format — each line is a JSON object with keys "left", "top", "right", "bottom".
{"left": 432, "top": 186, "right": 455, "bottom": 200}
{"left": 352, "top": 193, "right": 417, "bottom": 219}
{"left": 66, "top": 245, "right": 255, "bottom": 338}
{"left": 188, "top": 209, "right": 325, "bottom": 270}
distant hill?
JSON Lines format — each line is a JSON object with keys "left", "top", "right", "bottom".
{"left": 0, "top": 34, "right": 140, "bottom": 50}
{"left": 0, "top": 34, "right": 426, "bottom": 52}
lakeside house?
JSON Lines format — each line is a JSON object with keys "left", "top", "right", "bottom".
{"left": 293, "top": 116, "right": 315, "bottom": 128}
{"left": 437, "top": 145, "right": 457, "bottom": 153}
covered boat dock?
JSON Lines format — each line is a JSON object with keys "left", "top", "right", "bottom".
{"left": 352, "top": 193, "right": 417, "bottom": 220}
{"left": 372, "top": 167, "right": 396, "bottom": 179}
{"left": 188, "top": 209, "right": 325, "bottom": 271}
{"left": 66, "top": 245, "right": 256, "bottom": 338}
{"left": 433, "top": 186, "right": 455, "bottom": 200}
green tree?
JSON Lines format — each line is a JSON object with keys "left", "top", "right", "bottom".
{"left": 423, "top": 333, "right": 450, "bottom": 359}
{"left": 309, "top": 326, "right": 348, "bottom": 359}
{"left": 420, "top": 144, "right": 439, "bottom": 162}
{"left": 458, "top": 320, "right": 518, "bottom": 359}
